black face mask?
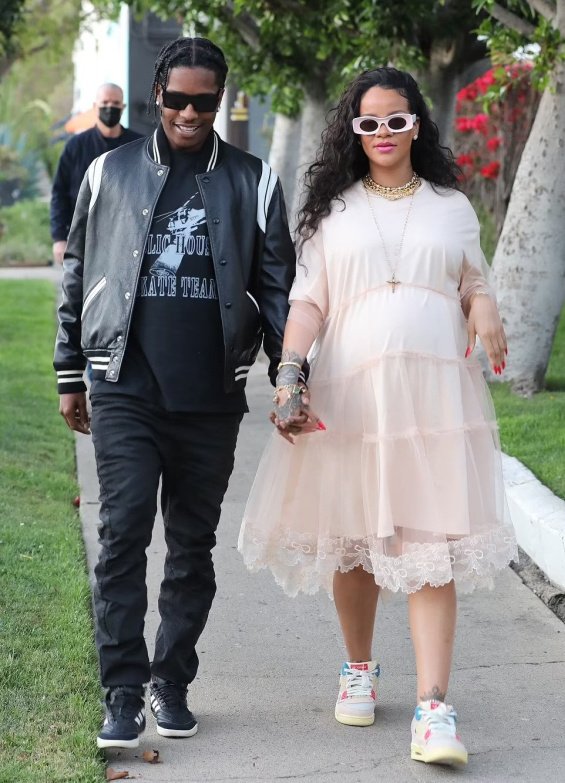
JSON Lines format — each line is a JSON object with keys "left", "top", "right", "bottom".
{"left": 98, "top": 106, "right": 122, "bottom": 128}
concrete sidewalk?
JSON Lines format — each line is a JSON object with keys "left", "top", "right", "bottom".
{"left": 75, "top": 363, "right": 565, "bottom": 783}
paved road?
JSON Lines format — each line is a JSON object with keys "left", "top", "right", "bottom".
{"left": 4, "top": 267, "right": 564, "bottom": 782}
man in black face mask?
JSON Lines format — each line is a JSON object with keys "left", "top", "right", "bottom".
{"left": 50, "top": 83, "right": 142, "bottom": 264}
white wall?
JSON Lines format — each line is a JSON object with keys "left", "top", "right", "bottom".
{"left": 72, "top": 3, "right": 130, "bottom": 122}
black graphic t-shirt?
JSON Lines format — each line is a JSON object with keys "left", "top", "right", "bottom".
{"left": 91, "top": 130, "right": 246, "bottom": 413}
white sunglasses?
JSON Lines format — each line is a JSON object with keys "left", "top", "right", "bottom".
{"left": 352, "top": 113, "right": 417, "bottom": 135}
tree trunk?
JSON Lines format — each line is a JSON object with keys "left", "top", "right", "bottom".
{"left": 268, "top": 113, "right": 302, "bottom": 218}
{"left": 0, "top": 53, "right": 16, "bottom": 80}
{"left": 422, "top": 42, "right": 460, "bottom": 149}
{"left": 289, "top": 89, "right": 328, "bottom": 229}
{"left": 491, "top": 55, "right": 565, "bottom": 396}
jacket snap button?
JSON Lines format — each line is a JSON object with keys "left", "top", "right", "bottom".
{"left": 157, "top": 169, "right": 164, "bottom": 176}
{"left": 133, "top": 250, "right": 139, "bottom": 257}
{"left": 117, "top": 335, "right": 122, "bottom": 342}
{"left": 109, "top": 370, "right": 115, "bottom": 377}
{"left": 202, "top": 176, "right": 210, "bottom": 183}
{"left": 142, "top": 209, "right": 149, "bottom": 216}
{"left": 213, "top": 218, "right": 220, "bottom": 224}
{"left": 219, "top": 259, "right": 227, "bottom": 265}
{"left": 225, "top": 302, "right": 232, "bottom": 308}
{"left": 125, "top": 292, "right": 131, "bottom": 300}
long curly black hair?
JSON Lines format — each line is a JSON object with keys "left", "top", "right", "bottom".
{"left": 296, "top": 67, "right": 461, "bottom": 248}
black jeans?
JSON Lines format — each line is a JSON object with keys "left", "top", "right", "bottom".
{"left": 90, "top": 395, "right": 242, "bottom": 687}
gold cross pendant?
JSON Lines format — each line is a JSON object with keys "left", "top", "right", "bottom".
{"left": 387, "top": 273, "right": 400, "bottom": 293}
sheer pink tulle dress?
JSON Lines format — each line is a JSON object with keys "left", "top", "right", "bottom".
{"left": 238, "top": 180, "right": 517, "bottom": 597}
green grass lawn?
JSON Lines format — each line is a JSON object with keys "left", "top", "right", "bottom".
{"left": 0, "top": 281, "right": 104, "bottom": 782}
{"left": 490, "top": 308, "right": 565, "bottom": 499}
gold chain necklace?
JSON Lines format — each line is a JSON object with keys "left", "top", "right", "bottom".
{"left": 362, "top": 172, "right": 421, "bottom": 201}
{"left": 365, "top": 188, "right": 416, "bottom": 293}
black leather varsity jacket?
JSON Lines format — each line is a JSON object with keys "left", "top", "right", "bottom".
{"left": 54, "top": 128, "right": 303, "bottom": 395}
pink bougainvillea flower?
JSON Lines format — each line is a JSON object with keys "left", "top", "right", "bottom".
{"left": 472, "top": 113, "right": 489, "bottom": 134}
{"left": 486, "top": 136, "right": 502, "bottom": 151}
{"left": 476, "top": 71, "right": 496, "bottom": 93}
{"left": 480, "top": 161, "right": 501, "bottom": 179}
{"left": 455, "top": 117, "right": 473, "bottom": 132}
{"left": 462, "top": 83, "right": 479, "bottom": 101}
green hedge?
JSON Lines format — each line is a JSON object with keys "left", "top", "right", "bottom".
{"left": 0, "top": 199, "right": 52, "bottom": 266}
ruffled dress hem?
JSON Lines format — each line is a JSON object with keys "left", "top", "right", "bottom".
{"left": 238, "top": 524, "right": 518, "bottom": 598}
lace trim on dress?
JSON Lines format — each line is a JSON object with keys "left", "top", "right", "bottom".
{"left": 238, "top": 524, "right": 518, "bottom": 598}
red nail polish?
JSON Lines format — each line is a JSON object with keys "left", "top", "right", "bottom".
{"left": 465, "top": 347, "right": 471, "bottom": 358}
{"left": 317, "top": 421, "right": 326, "bottom": 431}
{"left": 502, "top": 361, "right": 506, "bottom": 370}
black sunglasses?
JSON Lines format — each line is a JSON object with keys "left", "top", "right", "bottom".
{"left": 161, "top": 90, "right": 221, "bottom": 113}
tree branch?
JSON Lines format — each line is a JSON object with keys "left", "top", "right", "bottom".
{"left": 218, "top": 5, "right": 260, "bottom": 50}
{"left": 262, "top": 0, "right": 305, "bottom": 12}
{"left": 0, "top": 55, "right": 16, "bottom": 80}
{"left": 526, "top": 0, "right": 556, "bottom": 20}
{"left": 489, "top": 2, "right": 536, "bottom": 36}
{"left": 1, "top": 37, "right": 50, "bottom": 79}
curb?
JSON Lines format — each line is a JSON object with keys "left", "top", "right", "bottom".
{"left": 502, "top": 453, "right": 565, "bottom": 592}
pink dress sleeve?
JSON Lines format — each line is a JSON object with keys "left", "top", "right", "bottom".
{"left": 289, "top": 228, "right": 329, "bottom": 319}
{"left": 459, "top": 203, "right": 495, "bottom": 318}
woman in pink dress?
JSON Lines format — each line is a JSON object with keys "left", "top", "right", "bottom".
{"left": 238, "top": 67, "right": 517, "bottom": 766}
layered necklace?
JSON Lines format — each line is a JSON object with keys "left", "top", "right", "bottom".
{"left": 362, "top": 172, "right": 421, "bottom": 201}
{"left": 363, "top": 173, "right": 421, "bottom": 293}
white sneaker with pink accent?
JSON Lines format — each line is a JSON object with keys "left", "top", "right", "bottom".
{"left": 334, "top": 660, "right": 380, "bottom": 727}
{"left": 411, "top": 700, "right": 468, "bottom": 766}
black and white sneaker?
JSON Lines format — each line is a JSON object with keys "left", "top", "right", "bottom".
{"left": 97, "top": 686, "right": 146, "bottom": 749}
{"left": 150, "top": 677, "right": 198, "bottom": 738}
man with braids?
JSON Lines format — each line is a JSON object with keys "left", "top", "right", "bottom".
{"left": 239, "top": 67, "right": 517, "bottom": 767}
{"left": 54, "top": 37, "right": 303, "bottom": 749}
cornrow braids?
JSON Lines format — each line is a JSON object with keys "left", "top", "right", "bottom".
{"left": 148, "top": 37, "right": 229, "bottom": 117}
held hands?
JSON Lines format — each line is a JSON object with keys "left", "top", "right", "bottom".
{"left": 466, "top": 294, "right": 507, "bottom": 375}
{"left": 60, "top": 392, "right": 91, "bottom": 434}
{"left": 271, "top": 351, "right": 324, "bottom": 444}
{"left": 271, "top": 383, "right": 324, "bottom": 444}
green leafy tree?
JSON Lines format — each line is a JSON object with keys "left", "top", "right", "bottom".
{"left": 0, "top": 0, "right": 83, "bottom": 78}
{"left": 95, "top": 0, "right": 421, "bottom": 114}
{"left": 93, "top": 0, "right": 489, "bottom": 211}
{"left": 412, "top": 0, "right": 491, "bottom": 146}
{"left": 0, "top": 0, "right": 25, "bottom": 69}
{"left": 0, "top": 0, "right": 81, "bottom": 199}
